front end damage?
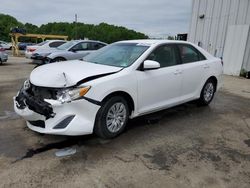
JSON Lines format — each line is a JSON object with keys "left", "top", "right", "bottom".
{"left": 14, "top": 81, "right": 100, "bottom": 136}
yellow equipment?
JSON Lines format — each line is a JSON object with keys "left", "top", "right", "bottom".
{"left": 10, "top": 33, "right": 68, "bottom": 56}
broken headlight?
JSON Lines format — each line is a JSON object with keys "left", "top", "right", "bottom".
{"left": 23, "top": 79, "right": 31, "bottom": 90}
{"left": 56, "top": 86, "right": 91, "bottom": 104}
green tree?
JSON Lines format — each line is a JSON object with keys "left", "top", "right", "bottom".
{"left": 0, "top": 13, "right": 148, "bottom": 43}
{"left": 0, "top": 14, "right": 24, "bottom": 41}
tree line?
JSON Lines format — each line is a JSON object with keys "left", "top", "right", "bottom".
{"left": 0, "top": 14, "right": 148, "bottom": 43}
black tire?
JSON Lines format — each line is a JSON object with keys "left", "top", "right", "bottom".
{"left": 0, "top": 59, "right": 2, "bottom": 65}
{"left": 94, "top": 96, "right": 129, "bottom": 139}
{"left": 198, "top": 79, "right": 216, "bottom": 106}
{"left": 53, "top": 57, "right": 66, "bottom": 62}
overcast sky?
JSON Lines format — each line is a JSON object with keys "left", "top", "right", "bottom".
{"left": 0, "top": 0, "right": 192, "bottom": 37}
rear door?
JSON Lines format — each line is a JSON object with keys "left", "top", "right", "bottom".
{"left": 177, "top": 44, "right": 208, "bottom": 100}
{"left": 136, "top": 44, "right": 183, "bottom": 114}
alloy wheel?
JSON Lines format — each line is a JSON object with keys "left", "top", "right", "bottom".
{"left": 106, "top": 102, "right": 127, "bottom": 133}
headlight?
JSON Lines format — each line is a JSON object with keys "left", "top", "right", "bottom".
{"left": 57, "top": 86, "right": 91, "bottom": 103}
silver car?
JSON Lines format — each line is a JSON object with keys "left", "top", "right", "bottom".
{"left": 31, "top": 40, "right": 107, "bottom": 64}
{"left": 0, "top": 45, "right": 8, "bottom": 64}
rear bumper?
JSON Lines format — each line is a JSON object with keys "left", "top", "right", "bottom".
{"left": 25, "top": 52, "right": 32, "bottom": 59}
{"left": 216, "top": 74, "right": 223, "bottom": 91}
{"left": 14, "top": 91, "right": 100, "bottom": 136}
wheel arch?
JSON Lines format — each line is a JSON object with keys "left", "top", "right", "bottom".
{"left": 206, "top": 76, "right": 218, "bottom": 91}
{"left": 101, "top": 91, "right": 135, "bottom": 115}
{"left": 53, "top": 56, "right": 67, "bottom": 61}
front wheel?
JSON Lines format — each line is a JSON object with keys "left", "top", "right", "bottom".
{"left": 52, "top": 57, "right": 66, "bottom": 62}
{"left": 94, "top": 96, "right": 129, "bottom": 139}
{"left": 198, "top": 79, "right": 216, "bottom": 106}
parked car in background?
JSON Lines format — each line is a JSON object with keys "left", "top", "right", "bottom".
{"left": 0, "top": 45, "right": 8, "bottom": 64}
{"left": 18, "top": 42, "right": 35, "bottom": 50}
{"left": 25, "top": 40, "right": 66, "bottom": 58}
{"left": 14, "top": 40, "right": 223, "bottom": 138}
{"left": 0, "top": 41, "right": 12, "bottom": 50}
{"left": 31, "top": 40, "right": 107, "bottom": 64}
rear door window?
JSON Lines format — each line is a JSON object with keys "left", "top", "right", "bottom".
{"left": 49, "top": 41, "right": 65, "bottom": 48}
{"left": 177, "top": 44, "right": 206, "bottom": 64}
{"left": 93, "top": 42, "right": 106, "bottom": 50}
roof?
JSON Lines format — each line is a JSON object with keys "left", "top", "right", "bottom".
{"left": 68, "top": 40, "right": 107, "bottom": 45}
{"left": 117, "top": 39, "right": 191, "bottom": 46}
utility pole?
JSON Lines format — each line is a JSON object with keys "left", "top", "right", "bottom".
{"left": 75, "top": 14, "right": 77, "bottom": 40}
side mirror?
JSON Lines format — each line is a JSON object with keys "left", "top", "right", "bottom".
{"left": 70, "top": 48, "right": 77, "bottom": 53}
{"left": 143, "top": 60, "right": 160, "bottom": 71}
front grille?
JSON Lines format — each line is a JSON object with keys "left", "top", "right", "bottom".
{"left": 16, "top": 84, "right": 56, "bottom": 119}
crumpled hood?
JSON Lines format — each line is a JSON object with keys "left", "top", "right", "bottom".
{"left": 30, "top": 60, "right": 122, "bottom": 88}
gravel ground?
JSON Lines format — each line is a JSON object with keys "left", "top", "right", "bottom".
{"left": 0, "top": 57, "right": 250, "bottom": 188}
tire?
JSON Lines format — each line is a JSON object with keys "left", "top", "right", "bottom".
{"left": 52, "top": 57, "right": 66, "bottom": 62}
{"left": 94, "top": 96, "right": 129, "bottom": 139}
{"left": 198, "top": 79, "right": 216, "bottom": 106}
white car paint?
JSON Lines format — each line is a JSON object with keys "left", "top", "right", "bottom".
{"left": 25, "top": 40, "right": 66, "bottom": 58}
{"left": 31, "top": 40, "right": 107, "bottom": 64}
{"left": 0, "top": 41, "right": 11, "bottom": 50}
{"left": 0, "top": 48, "right": 8, "bottom": 64}
{"left": 46, "top": 40, "right": 107, "bottom": 62}
{"left": 30, "top": 61, "right": 122, "bottom": 88}
{"left": 14, "top": 40, "right": 223, "bottom": 136}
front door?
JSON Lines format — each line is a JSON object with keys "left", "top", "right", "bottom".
{"left": 136, "top": 44, "right": 183, "bottom": 115}
{"left": 69, "top": 42, "right": 91, "bottom": 60}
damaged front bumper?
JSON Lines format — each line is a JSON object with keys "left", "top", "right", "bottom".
{"left": 14, "top": 89, "right": 100, "bottom": 136}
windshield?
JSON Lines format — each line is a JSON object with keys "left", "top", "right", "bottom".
{"left": 83, "top": 43, "right": 149, "bottom": 67}
{"left": 37, "top": 41, "right": 49, "bottom": 46}
{"left": 57, "top": 41, "right": 78, "bottom": 50}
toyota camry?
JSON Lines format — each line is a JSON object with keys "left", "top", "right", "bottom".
{"left": 14, "top": 40, "right": 223, "bottom": 138}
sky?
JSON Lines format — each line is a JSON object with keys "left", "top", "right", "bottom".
{"left": 0, "top": 0, "right": 192, "bottom": 38}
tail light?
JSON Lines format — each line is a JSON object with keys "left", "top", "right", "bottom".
{"left": 28, "top": 48, "right": 36, "bottom": 52}
{"left": 0, "top": 48, "right": 5, "bottom": 52}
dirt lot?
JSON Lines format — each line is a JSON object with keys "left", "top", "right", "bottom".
{"left": 0, "top": 57, "right": 250, "bottom": 188}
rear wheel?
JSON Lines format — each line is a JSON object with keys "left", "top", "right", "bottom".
{"left": 198, "top": 79, "right": 216, "bottom": 106}
{"left": 94, "top": 96, "right": 129, "bottom": 139}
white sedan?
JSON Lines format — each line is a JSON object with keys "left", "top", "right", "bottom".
{"left": 0, "top": 41, "right": 12, "bottom": 50}
{"left": 31, "top": 40, "right": 107, "bottom": 64}
{"left": 14, "top": 40, "right": 223, "bottom": 138}
{"left": 25, "top": 40, "right": 66, "bottom": 58}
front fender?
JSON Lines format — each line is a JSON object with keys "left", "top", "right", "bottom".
{"left": 84, "top": 72, "right": 138, "bottom": 116}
